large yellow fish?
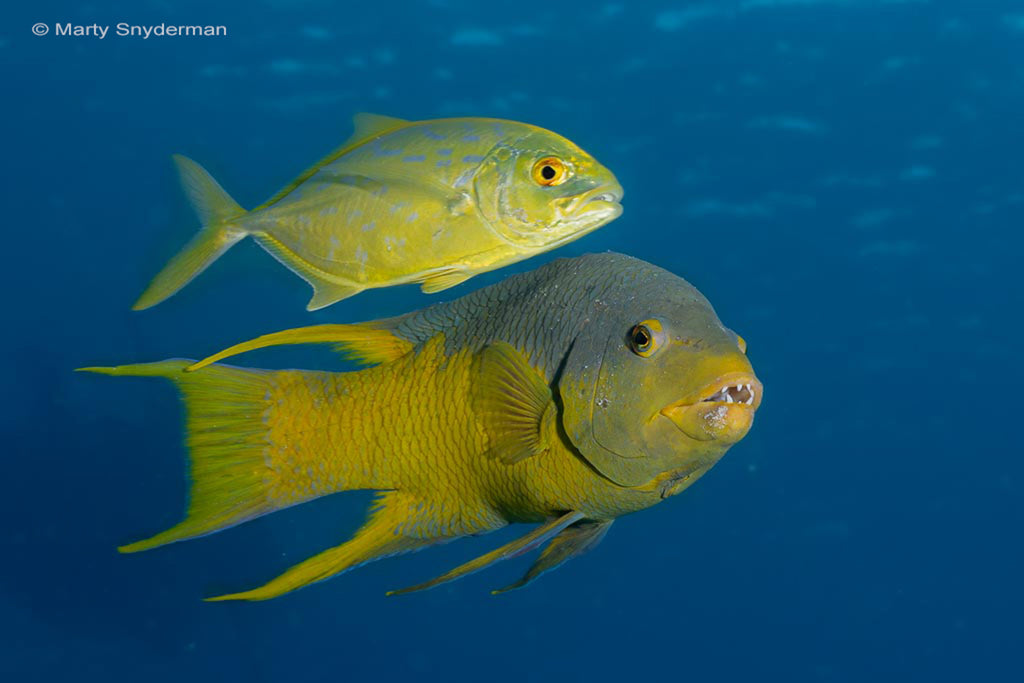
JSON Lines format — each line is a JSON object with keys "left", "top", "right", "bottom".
{"left": 82, "top": 253, "right": 761, "bottom": 599}
{"left": 134, "top": 114, "right": 623, "bottom": 311}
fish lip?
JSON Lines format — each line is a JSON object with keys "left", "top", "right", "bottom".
{"left": 581, "top": 184, "right": 624, "bottom": 206}
{"left": 659, "top": 372, "right": 763, "bottom": 415}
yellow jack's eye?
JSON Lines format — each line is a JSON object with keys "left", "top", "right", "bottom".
{"left": 531, "top": 157, "right": 569, "bottom": 186}
{"left": 628, "top": 319, "right": 665, "bottom": 357}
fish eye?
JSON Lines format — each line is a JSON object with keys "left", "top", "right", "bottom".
{"left": 627, "top": 319, "right": 665, "bottom": 357}
{"left": 531, "top": 157, "right": 570, "bottom": 186}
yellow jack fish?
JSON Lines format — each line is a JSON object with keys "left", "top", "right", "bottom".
{"left": 83, "top": 253, "right": 761, "bottom": 599}
{"left": 134, "top": 114, "right": 623, "bottom": 311}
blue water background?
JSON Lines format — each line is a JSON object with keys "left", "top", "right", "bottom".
{"left": 3, "top": 1, "right": 1021, "bottom": 680}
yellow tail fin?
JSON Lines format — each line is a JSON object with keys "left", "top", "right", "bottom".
{"left": 133, "top": 155, "right": 248, "bottom": 310}
{"left": 78, "top": 360, "right": 294, "bottom": 552}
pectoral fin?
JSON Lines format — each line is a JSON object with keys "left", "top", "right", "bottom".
{"left": 473, "top": 342, "right": 556, "bottom": 464}
{"left": 493, "top": 520, "right": 613, "bottom": 594}
{"left": 418, "top": 267, "right": 473, "bottom": 294}
{"left": 186, "top": 323, "right": 413, "bottom": 372}
{"left": 386, "top": 511, "right": 585, "bottom": 596}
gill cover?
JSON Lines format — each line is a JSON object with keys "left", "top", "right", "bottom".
{"left": 472, "top": 131, "right": 620, "bottom": 249}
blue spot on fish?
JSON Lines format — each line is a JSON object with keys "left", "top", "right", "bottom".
{"left": 406, "top": 211, "right": 419, "bottom": 223}
{"left": 375, "top": 148, "right": 402, "bottom": 157}
{"left": 462, "top": 134, "right": 480, "bottom": 142}
{"left": 423, "top": 129, "right": 445, "bottom": 140}
{"left": 462, "top": 154, "right": 485, "bottom": 163}
{"left": 437, "top": 148, "right": 452, "bottom": 156}
{"left": 403, "top": 155, "right": 426, "bottom": 162}
{"left": 436, "top": 159, "right": 452, "bottom": 168}
{"left": 319, "top": 206, "right": 339, "bottom": 216}
{"left": 361, "top": 221, "right": 376, "bottom": 232}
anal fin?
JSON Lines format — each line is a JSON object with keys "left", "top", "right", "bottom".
{"left": 252, "top": 232, "right": 364, "bottom": 310}
{"left": 386, "top": 511, "right": 584, "bottom": 596}
{"left": 207, "top": 493, "right": 430, "bottom": 602}
{"left": 307, "top": 281, "right": 365, "bottom": 310}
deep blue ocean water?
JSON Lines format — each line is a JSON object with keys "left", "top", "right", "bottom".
{"left": 3, "top": 1, "right": 1021, "bottom": 680}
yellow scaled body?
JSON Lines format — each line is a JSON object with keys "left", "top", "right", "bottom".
{"left": 84, "top": 254, "right": 761, "bottom": 599}
{"left": 134, "top": 114, "right": 623, "bottom": 311}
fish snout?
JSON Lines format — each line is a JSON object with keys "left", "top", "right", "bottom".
{"left": 660, "top": 375, "right": 763, "bottom": 443}
{"left": 560, "top": 183, "right": 623, "bottom": 225}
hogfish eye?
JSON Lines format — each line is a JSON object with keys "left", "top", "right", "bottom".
{"left": 627, "top": 319, "right": 665, "bottom": 357}
{"left": 531, "top": 157, "right": 570, "bottom": 186}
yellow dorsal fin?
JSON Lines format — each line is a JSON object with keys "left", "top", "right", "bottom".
{"left": 256, "top": 113, "right": 411, "bottom": 210}
{"left": 186, "top": 323, "right": 412, "bottom": 372}
{"left": 472, "top": 342, "right": 556, "bottom": 465}
{"left": 348, "top": 113, "right": 409, "bottom": 143}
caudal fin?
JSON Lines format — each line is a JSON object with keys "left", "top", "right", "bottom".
{"left": 77, "top": 360, "right": 299, "bottom": 552}
{"left": 133, "top": 155, "right": 248, "bottom": 310}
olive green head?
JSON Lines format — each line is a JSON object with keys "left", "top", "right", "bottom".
{"left": 557, "top": 257, "right": 762, "bottom": 488}
{"left": 472, "top": 127, "right": 623, "bottom": 249}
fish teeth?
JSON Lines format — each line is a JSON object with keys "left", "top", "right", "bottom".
{"left": 702, "top": 383, "right": 756, "bottom": 405}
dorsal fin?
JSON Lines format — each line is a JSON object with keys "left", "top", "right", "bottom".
{"left": 346, "top": 113, "right": 409, "bottom": 145}
{"left": 256, "top": 113, "right": 411, "bottom": 210}
{"left": 185, "top": 323, "right": 413, "bottom": 372}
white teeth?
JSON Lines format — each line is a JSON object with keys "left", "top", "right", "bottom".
{"left": 703, "top": 383, "right": 756, "bottom": 405}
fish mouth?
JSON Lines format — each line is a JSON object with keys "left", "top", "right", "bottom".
{"left": 579, "top": 184, "right": 624, "bottom": 212}
{"left": 660, "top": 373, "right": 763, "bottom": 442}
{"left": 557, "top": 184, "right": 624, "bottom": 219}
{"left": 700, "top": 381, "right": 758, "bottom": 406}
{"left": 555, "top": 184, "right": 623, "bottom": 230}
{"left": 584, "top": 187, "right": 623, "bottom": 205}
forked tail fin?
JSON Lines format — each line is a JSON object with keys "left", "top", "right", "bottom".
{"left": 133, "top": 156, "right": 248, "bottom": 310}
{"left": 77, "top": 360, "right": 328, "bottom": 552}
